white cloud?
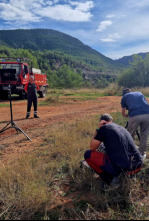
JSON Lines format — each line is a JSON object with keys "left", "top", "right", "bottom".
{"left": 0, "top": 0, "right": 94, "bottom": 24}
{"left": 96, "top": 20, "right": 112, "bottom": 32}
{"left": 35, "top": 2, "right": 94, "bottom": 22}
{"left": 0, "top": 2, "right": 41, "bottom": 22}
{"left": 69, "top": 1, "right": 94, "bottom": 12}
{"left": 100, "top": 33, "right": 121, "bottom": 42}
{"left": 0, "top": 0, "right": 42, "bottom": 22}
{"left": 106, "top": 14, "right": 115, "bottom": 19}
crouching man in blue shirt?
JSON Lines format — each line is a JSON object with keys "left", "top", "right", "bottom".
{"left": 121, "top": 89, "right": 149, "bottom": 159}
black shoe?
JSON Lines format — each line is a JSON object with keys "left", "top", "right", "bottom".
{"left": 34, "top": 115, "right": 39, "bottom": 119}
{"left": 26, "top": 115, "right": 30, "bottom": 119}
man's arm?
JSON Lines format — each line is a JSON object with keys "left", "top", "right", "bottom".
{"left": 36, "top": 84, "right": 40, "bottom": 91}
{"left": 90, "top": 139, "right": 102, "bottom": 151}
{"left": 90, "top": 120, "right": 106, "bottom": 151}
{"left": 122, "top": 108, "right": 128, "bottom": 118}
{"left": 121, "top": 97, "right": 128, "bottom": 118}
{"left": 24, "top": 83, "right": 29, "bottom": 93}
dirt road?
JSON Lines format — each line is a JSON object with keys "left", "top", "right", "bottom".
{"left": 0, "top": 96, "right": 121, "bottom": 161}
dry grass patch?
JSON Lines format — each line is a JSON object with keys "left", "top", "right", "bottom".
{"left": 47, "top": 85, "right": 123, "bottom": 98}
{"left": 0, "top": 156, "right": 52, "bottom": 220}
{"left": 0, "top": 112, "right": 148, "bottom": 220}
{"left": 47, "top": 85, "right": 149, "bottom": 98}
{"left": 131, "top": 87, "right": 149, "bottom": 97}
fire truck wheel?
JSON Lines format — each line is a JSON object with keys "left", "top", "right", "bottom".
{"left": 0, "top": 92, "right": 8, "bottom": 100}
{"left": 39, "top": 88, "right": 46, "bottom": 98}
{"left": 19, "top": 92, "right": 26, "bottom": 100}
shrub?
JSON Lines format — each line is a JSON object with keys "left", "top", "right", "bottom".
{"left": 118, "top": 55, "right": 149, "bottom": 88}
{"left": 49, "top": 65, "right": 83, "bottom": 88}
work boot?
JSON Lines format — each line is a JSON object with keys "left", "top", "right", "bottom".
{"left": 34, "top": 115, "right": 39, "bottom": 119}
{"left": 34, "top": 111, "right": 39, "bottom": 119}
{"left": 26, "top": 113, "right": 30, "bottom": 119}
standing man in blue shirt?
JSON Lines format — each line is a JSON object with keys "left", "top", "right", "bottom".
{"left": 121, "top": 89, "right": 149, "bottom": 159}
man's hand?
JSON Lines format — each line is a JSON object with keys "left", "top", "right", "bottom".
{"left": 99, "top": 120, "right": 107, "bottom": 128}
{"left": 122, "top": 108, "right": 128, "bottom": 118}
{"left": 90, "top": 122, "right": 105, "bottom": 151}
{"left": 90, "top": 120, "right": 108, "bottom": 151}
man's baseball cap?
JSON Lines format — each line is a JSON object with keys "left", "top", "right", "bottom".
{"left": 100, "top": 114, "right": 113, "bottom": 122}
{"left": 122, "top": 88, "right": 131, "bottom": 96}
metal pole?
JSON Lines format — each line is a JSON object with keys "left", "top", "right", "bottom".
{"left": 8, "top": 84, "right": 13, "bottom": 122}
{"left": 0, "top": 84, "right": 32, "bottom": 142}
{"left": 13, "top": 122, "right": 32, "bottom": 142}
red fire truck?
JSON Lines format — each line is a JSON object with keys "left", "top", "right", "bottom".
{"left": 0, "top": 58, "right": 49, "bottom": 99}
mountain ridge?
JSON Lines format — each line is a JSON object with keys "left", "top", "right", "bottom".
{"left": 117, "top": 52, "right": 149, "bottom": 66}
{"left": 0, "top": 29, "right": 123, "bottom": 74}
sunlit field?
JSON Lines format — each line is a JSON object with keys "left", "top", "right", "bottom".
{"left": 46, "top": 85, "right": 149, "bottom": 99}
{"left": 0, "top": 109, "right": 148, "bottom": 220}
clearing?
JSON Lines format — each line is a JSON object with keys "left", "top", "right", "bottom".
{"left": 0, "top": 93, "right": 148, "bottom": 220}
{"left": 0, "top": 95, "right": 121, "bottom": 162}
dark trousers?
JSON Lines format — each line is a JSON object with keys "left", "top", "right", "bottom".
{"left": 27, "top": 97, "right": 38, "bottom": 114}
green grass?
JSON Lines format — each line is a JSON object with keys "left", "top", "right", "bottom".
{"left": 0, "top": 112, "right": 148, "bottom": 220}
{"left": 63, "top": 92, "right": 104, "bottom": 98}
{"left": 39, "top": 90, "right": 101, "bottom": 106}
{"left": 66, "top": 97, "right": 97, "bottom": 101}
{"left": 47, "top": 85, "right": 149, "bottom": 98}
{"left": 39, "top": 94, "right": 61, "bottom": 106}
{"left": 41, "top": 86, "right": 119, "bottom": 106}
{"left": 0, "top": 103, "right": 9, "bottom": 107}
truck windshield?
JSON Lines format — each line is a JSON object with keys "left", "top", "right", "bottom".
{"left": 0, "top": 64, "right": 21, "bottom": 75}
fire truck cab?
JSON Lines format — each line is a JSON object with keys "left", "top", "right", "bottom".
{"left": 0, "top": 58, "right": 49, "bottom": 99}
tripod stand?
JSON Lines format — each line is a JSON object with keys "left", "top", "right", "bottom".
{"left": 0, "top": 84, "right": 32, "bottom": 142}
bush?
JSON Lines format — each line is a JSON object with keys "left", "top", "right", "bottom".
{"left": 49, "top": 65, "right": 83, "bottom": 88}
{"left": 95, "top": 78, "right": 109, "bottom": 89}
{"left": 118, "top": 55, "right": 149, "bottom": 88}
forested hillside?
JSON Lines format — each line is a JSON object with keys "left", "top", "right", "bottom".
{"left": 0, "top": 29, "right": 123, "bottom": 74}
{"left": 0, "top": 46, "right": 117, "bottom": 88}
{"left": 117, "top": 52, "right": 149, "bottom": 66}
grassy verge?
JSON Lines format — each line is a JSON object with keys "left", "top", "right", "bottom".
{"left": 47, "top": 85, "right": 149, "bottom": 98}
{"left": 39, "top": 89, "right": 103, "bottom": 106}
{"left": 0, "top": 103, "right": 9, "bottom": 107}
{"left": 0, "top": 113, "right": 148, "bottom": 220}
{"left": 39, "top": 85, "right": 149, "bottom": 107}
{"left": 47, "top": 85, "right": 122, "bottom": 97}
{"left": 39, "top": 94, "right": 61, "bottom": 106}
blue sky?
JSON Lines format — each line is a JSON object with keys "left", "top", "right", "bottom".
{"left": 0, "top": 0, "right": 149, "bottom": 59}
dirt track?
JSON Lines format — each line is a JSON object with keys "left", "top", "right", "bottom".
{"left": 0, "top": 96, "right": 121, "bottom": 162}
